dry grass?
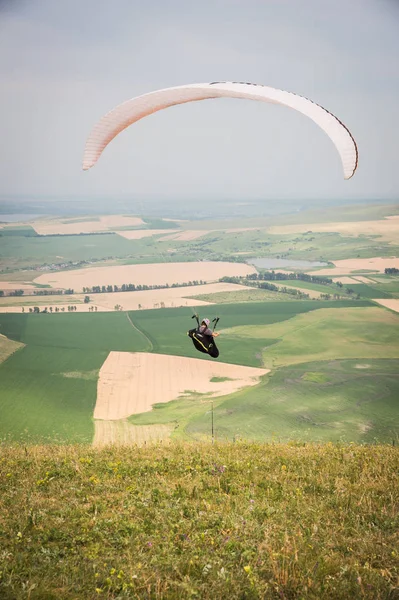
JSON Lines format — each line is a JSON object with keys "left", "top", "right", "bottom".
{"left": 1, "top": 442, "right": 398, "bottom": 599}
{"left": 93, "top": 420, "right": 174, "bottom": 446}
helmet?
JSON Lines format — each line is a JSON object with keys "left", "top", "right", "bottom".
{"left": 202, "top": 318, "right": 210, "bottom": 326}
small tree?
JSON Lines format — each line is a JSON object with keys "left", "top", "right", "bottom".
{"left": 84, "top": 296, "right": 90, "bottom": 304}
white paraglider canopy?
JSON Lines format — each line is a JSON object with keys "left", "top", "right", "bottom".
{"left": 83, "top": 81, "right": 358, "bottom": 179}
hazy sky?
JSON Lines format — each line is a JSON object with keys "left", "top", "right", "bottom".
{"left": 1, "top": 0, "right": 398, "bottom": 202}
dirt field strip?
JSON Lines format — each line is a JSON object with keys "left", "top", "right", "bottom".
{"left": 94, "top": 352, "right": 269, "bottom": 420}
{"left": 117, "top": 229, "right": 180, "bottom": 240}
{"left": 158, "top": 230, "right": 209, "bottom": 241}
{"left": 0, "top": 334, "right": 24, "bottom": 364}
{"left": 28, "top": 215, "right": 144, "bottom": 235}
{"left": 373, "top": 299, "right": 399, "bottom": 313}
{"left": 0, "top": 282, "right": 39, "bottom": 291}
{"left": 93, "top": 420, "right": 173, "bottom": 447}
{"left": 268, "top": 216, "right": 399, "bottom": 243}
{"left": 159, "top": 227, "right": 266, "bottom": 242}
{"left": 309, "top": 257, "right": 399, "bottom": 276}
{"left": 33, "top": 261, "right": 257, "bottom": 291}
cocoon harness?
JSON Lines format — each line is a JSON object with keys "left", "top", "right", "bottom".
{"left": 187, "top": 314, "right": 220, "bottom": 359}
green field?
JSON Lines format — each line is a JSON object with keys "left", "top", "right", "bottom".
{"left": 344, "top": 283, "right": 395, "bottom": 299}
{"left": 185, "top": 360, "right": 399, "bottom": 444}
{"left": 0, "top": 232, "right": 139, "bottom": 270}
{"left": 0, "top": 312, "right": 149, "bottom": 351}
{"left": 252, "top": 306, "right": 399, "bottom": 367}
{"left": 270, "top": 279, "right": 349, "bottom": 295}
{"left": 189, "top": 287, "right": 300, "bottom": 303}
{"left": 180, "top": 202, "right": 399, "bottom": 229}
{"left": 171, "top": 229, "right": 399, "bottom": 263}
{"left": 129, "top": 300, "right": 372, "bottom": 367}
{"left": 0, "top": 225, "right": 38, "bottom": 237}
{"left": 0, "top": 313, "right": 150, "bottom": 442}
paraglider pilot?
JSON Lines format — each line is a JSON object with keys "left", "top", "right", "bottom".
{"left": 188, "top": 316, "right": 220, "bottom": 359}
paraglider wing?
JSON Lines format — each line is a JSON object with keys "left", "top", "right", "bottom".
{"left": 83, "top": 81, "right": 358, "bottom": 179}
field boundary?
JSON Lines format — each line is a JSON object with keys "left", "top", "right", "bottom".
{"left": 126, "top": 312, "right": 153, "bottom": 352}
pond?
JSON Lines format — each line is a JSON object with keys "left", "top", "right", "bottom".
{"left": 248, "top": 258, "right": 328, "bottom": 270}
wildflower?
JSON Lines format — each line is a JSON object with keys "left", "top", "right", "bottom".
{"left": 281, "top": 465, "right": 287, "bottom": 471}
{"left": 244, "top": 565, "right": 252, "bottom": 573}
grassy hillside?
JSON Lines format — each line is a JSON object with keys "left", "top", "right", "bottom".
{"left": 0, "top": 442, "right": 398, "bottom": 600}
{"left": 130, "top": 359, "right": 399, "bottom": 445}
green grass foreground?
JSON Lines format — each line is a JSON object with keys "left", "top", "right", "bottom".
{"left": 1, "top": 443, "right": 398, "bottom": 599}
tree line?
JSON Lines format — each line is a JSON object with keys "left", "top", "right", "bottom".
{"left": 22, "top": 306, "right": 83, "bottom": 313}
{"left": 82, "top": 281, "right": 206, "bottom": 293}
{"left": 219, "top": 271, "right": 360, "bottom": 300}
{"left": 245, "top": 271, "right": 334, "bottom": 285}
